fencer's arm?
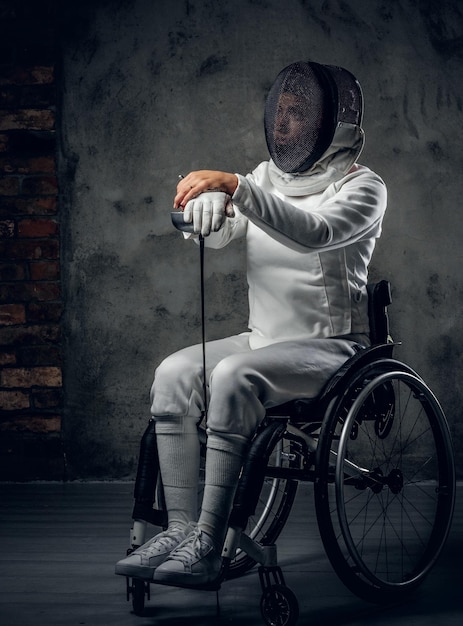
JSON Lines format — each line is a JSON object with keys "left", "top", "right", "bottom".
{"left": 174, "top": 170, "right": 239, "bottom": 209}
{"left": 232, "top": 170, "right": 387, "bottom": 252}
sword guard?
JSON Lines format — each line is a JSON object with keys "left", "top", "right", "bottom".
{"left": 171, "top": 211, "right": 195, "bottom": 233}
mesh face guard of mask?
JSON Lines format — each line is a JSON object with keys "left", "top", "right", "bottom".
{"left": 264, "top": 61, "right": 363, "bottom": 174}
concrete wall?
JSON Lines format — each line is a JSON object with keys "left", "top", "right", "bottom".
{"left": 59, "top": 0, "right": 463, "bottom": 479}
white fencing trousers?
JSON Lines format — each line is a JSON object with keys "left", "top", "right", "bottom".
{"left": 150, "top": 333, "right": 368, "bottom": 441}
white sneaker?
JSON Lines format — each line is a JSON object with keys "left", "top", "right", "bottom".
{"left": 115, "top": 525, "right": 188, "bottom": 580}
{"left": 153, "top": 525, "right": 222, "bottom": 587}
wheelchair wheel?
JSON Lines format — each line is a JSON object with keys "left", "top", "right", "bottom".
{"left": 131, "top": 578, "right": 149, "bottom": 616}
{"left": 315, "top": 360, "right": 455, "bottom": 603}
{"left": 260, "top": 584, "right": 299, "bottom": 626}
{"left": 227, "top": 427, "right": 299, "bottom": 578}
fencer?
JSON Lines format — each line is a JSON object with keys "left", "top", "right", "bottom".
{"left": 115, "top": 61, "right": 387, "bottom": 588}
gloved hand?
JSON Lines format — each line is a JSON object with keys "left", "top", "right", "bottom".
{"left": 183, "top": 191, "right": 235, "bottom": 237}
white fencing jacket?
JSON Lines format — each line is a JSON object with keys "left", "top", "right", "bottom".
{"left": 199, "top": 159, "right": 387, "bottom": 350}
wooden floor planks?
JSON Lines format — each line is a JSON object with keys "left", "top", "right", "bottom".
{"left": 0, "top": 482, "right": 461, "bottom": 626}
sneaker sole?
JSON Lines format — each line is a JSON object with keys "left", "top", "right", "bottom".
{"left": 115, "top": 562, "right": 156, "bottom": 580}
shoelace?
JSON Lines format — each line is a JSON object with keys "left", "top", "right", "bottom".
{"left": 168, "top": 527, "right": 205, "bottom": 565}
{"left": 141, "top": 528, "right": 184, "bottom": 555}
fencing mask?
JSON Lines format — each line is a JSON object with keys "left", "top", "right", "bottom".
{"left": 264, "top": 61, "right": 363, "bottom": 175}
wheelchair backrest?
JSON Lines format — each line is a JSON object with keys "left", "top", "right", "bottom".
{"left": 367, "top": 280, "right": 392, "bottom": 345}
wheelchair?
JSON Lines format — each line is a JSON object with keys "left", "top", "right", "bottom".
{"left": 121, "top": 281, "right": 456, "bottom": 626}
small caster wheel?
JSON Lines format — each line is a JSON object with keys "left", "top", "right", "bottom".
{"left": 132, "top": 578, "right": 149, "bottom": 616}
{"left": 260, "top": 584, "right": 299, "bottom": 626}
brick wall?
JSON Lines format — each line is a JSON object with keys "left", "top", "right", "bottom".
{"left": 0, "top": 0, "right": 64, "bottom": 480}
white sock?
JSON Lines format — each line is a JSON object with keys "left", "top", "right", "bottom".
{"left": 198, "top": 433, "right": 248, "bottom": 551}
{"left": 155, "top": 416, "right": 200, "bottom": 529}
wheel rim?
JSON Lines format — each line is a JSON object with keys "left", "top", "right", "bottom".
{"left": 246, "top": 440, "right": 286, "bottom": 540}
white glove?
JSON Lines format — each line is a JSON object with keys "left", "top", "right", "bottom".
{"left": 183, "top": 191, "right": 235, "bottom": 237}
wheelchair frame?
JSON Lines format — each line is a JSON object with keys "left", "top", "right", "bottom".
{"left": 122, "top": 281, "right": 456, "bottom": 626}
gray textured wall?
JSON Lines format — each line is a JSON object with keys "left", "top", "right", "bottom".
{"left": 59, "top": 0, "right": 463, "bottom": 479}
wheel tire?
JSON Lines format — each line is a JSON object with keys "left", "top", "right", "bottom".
{"left": 131, "top": 578, "right": 146, "bottom": 616}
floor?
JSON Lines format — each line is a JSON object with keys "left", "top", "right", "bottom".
{"left": 0, "top": 482, "right": 461, "bottom": 626}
